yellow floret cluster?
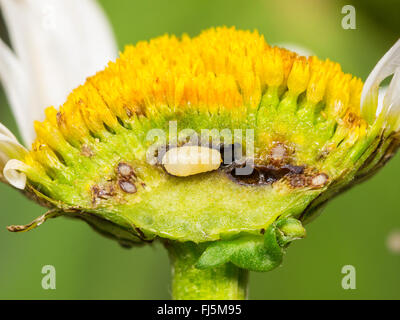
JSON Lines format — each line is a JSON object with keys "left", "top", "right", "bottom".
{"left": 30, "top": 26, "right": 364, "bottom": 163}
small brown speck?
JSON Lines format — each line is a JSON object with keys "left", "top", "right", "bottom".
{"left": 125, "top": 107, "right": 133, "bottom": 118}
{"left": 92, "top": 184, "right": 115, "bottom": 200}
{"left": 56, "top": 112, "right": 63, "bottom": 125}
{"left": 119, "top": 180, "right": 137, "bottom": 194}
{"left": 81, "top": 144, "right": 94, "bottom": 157}
{"left": 290, "top": 175, "right": 306, "bottom": 188}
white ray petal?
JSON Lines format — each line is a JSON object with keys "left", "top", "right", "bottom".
{"left": 385, "top": 68, "right": 400, "bottom": 131}
{"left": 376, "top": 86, "right": 388, "bottom": 117}
{"left": 361, "top": 39, "right": 400, "bottom": 114}
{"left": 385, "top": 67, "right": 400, "bottom": 113}
{"left": 0, "top": 122, "right": 20, "bottom": 141}
{"left": 0, "top": 0, "right": 118, "bottom": 145}
{"left": 0, "top": 122, "right": 28, "bottom": 187}
{"left": 3, "top": 159, "right": 27, "bottom": 190}
{"left": 0, "top": 39, "right": 33, "bottom": 144}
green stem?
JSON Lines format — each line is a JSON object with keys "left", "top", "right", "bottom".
{"left": 165, "top": 241, "right": 248, "bottom": 300}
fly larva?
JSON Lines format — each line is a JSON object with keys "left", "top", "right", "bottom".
{"left": 162, "top": 145, "right": 222, "bottom": 177}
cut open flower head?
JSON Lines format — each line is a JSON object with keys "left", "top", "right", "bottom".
{"left": 1, "top": 26, "right": 400, "bottom": 273}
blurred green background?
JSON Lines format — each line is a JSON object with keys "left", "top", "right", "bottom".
{"left": 1, "top": 0, "right": 400, "bottom": 299}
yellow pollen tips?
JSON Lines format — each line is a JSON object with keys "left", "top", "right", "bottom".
{"left": 162, "top": 146, "right": 222, "bottom": 177}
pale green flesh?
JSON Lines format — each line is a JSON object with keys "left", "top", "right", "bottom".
{"left": 111, "top": 171, "right": 320, "bottom": 242}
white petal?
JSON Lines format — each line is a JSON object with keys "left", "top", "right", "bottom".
{"left": 385, "top": 67, "right": 400, "bottom": 114}
{"left": 361, "top": 39, "right": 400, "bottom": 112}
{"left": 0, "top": 122, "right": 28, "bottom": 187}
{"left": 0, "top": 39, "right": 34, "bottom": 144}
{"left": 0, "top": 122, "right": 20, "bottom": 140}
{"left": 376, "top": 86, "right": 388, "bottom": 116}
{"left": 385, "top": 68, "right": 400, "bottom": 131}
{"left": 3, "top": 159, "right": 27, "bottom": 190}
{"left": 0, "top": 0, "right": 118, "bottom": 145}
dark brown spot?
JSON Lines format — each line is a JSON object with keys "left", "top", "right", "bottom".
{"left": 257, "top": 165, "right": 291, "bottom": 184}
{"left": 119, "top": 180, "right": 137, "bottom": 194}
{"left": 282, "top": 164, "right": 304, "bottom": 174}
{"left": 228, "top": 164, "right": 299, "bottom": 186}
{"left": 230, "top": 167, "right": 261, "bottom": 185}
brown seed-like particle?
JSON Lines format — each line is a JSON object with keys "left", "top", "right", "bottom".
{"left": 311, "top": 173, "right": 328, "bottom": 187}
{"left": 117, "top": 162, "right": 135, "bottom": 178}
{"left": 119, "top": 180, "right": 137, "bottom": 194}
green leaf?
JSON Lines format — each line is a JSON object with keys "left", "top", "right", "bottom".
{"left": 196, "top": 217, "right": 306, "bottom": 272}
